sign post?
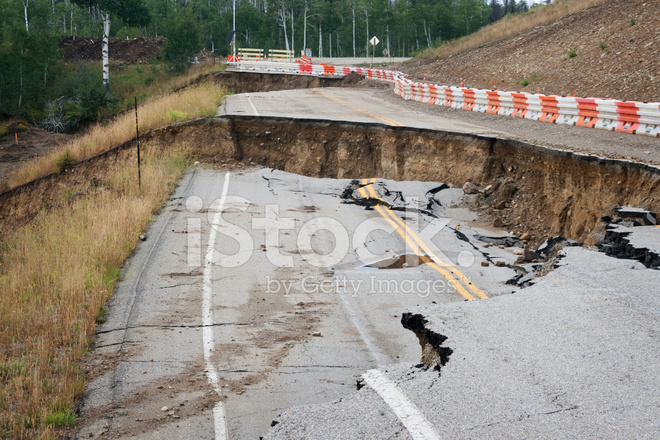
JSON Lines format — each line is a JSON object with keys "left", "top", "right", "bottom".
{"left": 369, "top": 36, "right": 379, "bottom": 67}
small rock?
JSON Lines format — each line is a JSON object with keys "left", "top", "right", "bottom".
{"left": 493, "top": 218, "right": 505, "bottom": 228}
{"left": 494, "top": 201, "right": 507, "bottom": 210}
{"left": 173, "top": 415, "right": 180, "bottom": 419}
{"left": 481, "top": 261, "right": 490, "bottom": 267}
{"left": 312, "top": 331, "right": 322, "bottom": 337}
{"left": 498, "top": 245, "right": 505, "bottom": 249}
{"left": 483, "top": 243, "right": 493, "bottom": 248}
{"left": 524, "top": 249, "right": 540, "bottom": 262}
{"left": 139, "top": 233, "right": 147, "bottom": 241}
{"left": 462, "top": 182, "right": 479, "bottom": 195}
{"left": 513, "top": 249, "right": 524, "bottom": 255}
{"left": 520, "top": 232, "right": 531, "bottom": 241}
{"left": 194, "top": 161, "right": 200, "bottom": 165}
{"left": 161, "top": 406, "right": 169, "bottom": 412}
{"left": 495, "top": 261, "right": 506, "bottom": 267}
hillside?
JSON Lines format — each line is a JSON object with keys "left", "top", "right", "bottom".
{"left": 399, "top": 0, "right": 659, "bottom": 102}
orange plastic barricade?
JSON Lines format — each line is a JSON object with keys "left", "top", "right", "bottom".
{"left": 512, "top": 92, "right": 528, "bottom": 118}
{"left": 539, "top": 95, "right": 560, "bottom": 123}
{"left": 615, "top": 102, "right": 641, "bottom": 134}
{"left": 428, "top": 85, "right": 439, "bottom": 105}
{"left": 298, "top": 64, "right": 313, "bottom": 74}
{"left": 443, "top": 88, "right": 454, "bottom": 107}
{"left": 486, "top": 90, "right": 501, "bottom": 114}
{"left": 575, "top": 98, "right": 599, "bottom": 128}
{"left": 323, "top": 65, "right": 335, "bottom": 75}
{"left": 462, "top": 88, "right": 476, "bottom": 111}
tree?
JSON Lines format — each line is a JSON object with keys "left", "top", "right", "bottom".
{"left": 70, "top": 0, "right": 150, "bottom": 94}
{"left": 162, "top": 8, "right": 202, "bottom": 72}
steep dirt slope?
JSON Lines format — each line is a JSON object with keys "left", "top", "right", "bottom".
{"left": 400, "top": 0, "right": 659, "bottom": 102}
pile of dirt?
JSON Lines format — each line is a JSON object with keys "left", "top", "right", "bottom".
{"left": 398, "top": 0, "right": 659, "bottom": 102}
{"left": 0, "top": 123, "right": 69, "bottom": 182}
{"left": 59, "top": 35, "right": 165, "bottom": 64}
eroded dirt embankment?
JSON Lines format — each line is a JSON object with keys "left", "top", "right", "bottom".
{"left": 2, "top": 116, "right": 659, "bottom": 246}
{"left": 191, "top": 70, "right": 367, "bottom": 93}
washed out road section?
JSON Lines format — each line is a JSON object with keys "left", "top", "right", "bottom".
{"left": 76, "top": 167, "right": 522, "bottom": 439}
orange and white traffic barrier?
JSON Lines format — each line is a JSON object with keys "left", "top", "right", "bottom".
{"left": 539, "top": 95, "right": 560, "bottom": 123}
{"left": 511, "top": 93, "right": 528, "bottom": 118}
{"left": 486, "top": 90, "right": 502, "bottom": 114}
{"left": 227, "top": 58, "right": 658, "bottom": 137}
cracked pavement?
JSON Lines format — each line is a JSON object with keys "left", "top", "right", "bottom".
{"left": 76, "top": 167, "right": 524, "bottom": 439}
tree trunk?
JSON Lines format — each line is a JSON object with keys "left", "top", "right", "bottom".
{"left": 280, "top": 8, "right": 290, "bottom": 51}
{"left": 303, "top": 7, "right": 307, "bottom": 52}
{"left": 102, "top": 11, "right": 111, "bottom": 94}
{"left": 318, "top": 24, "right": 322, "bottom": 57}
{"left": 352, "top": 8, "right": 356, "bottom": 57}
{"left": 291, "top": 8, "right": 294, "bottom": 54}
{"left": 23, "top": 0, "right": 29, "bottom": 33}
{"left": 364, "top": 11, "right": 369, "bottom": 56}
{"left": 386, "top": 25, "right": 390, "bottom": 57}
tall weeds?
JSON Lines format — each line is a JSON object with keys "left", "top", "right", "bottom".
{"left": 0, "top": 70, "right": 225, "bottom": 437}
{"left": 6, "top": 82, "right": 224, "bottom": 190}
{"left": 0, "top": 146, "right": 193, "bottom": 438}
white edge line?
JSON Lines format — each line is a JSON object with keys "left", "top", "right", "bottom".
{"left": 203, "top": 172, "right": 231, "bottom": 440}
{"left": 246, "top": 93, "right": 260, "bottom": 116}
{"left": 363, "top": 369, "right": 441, "bottom": 440}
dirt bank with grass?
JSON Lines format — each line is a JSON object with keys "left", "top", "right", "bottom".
{"left": 3, "top": 116, "right": 660, "bottom": 247}
{"left": 401, "top": 0, "right": 659, "bottom": 102}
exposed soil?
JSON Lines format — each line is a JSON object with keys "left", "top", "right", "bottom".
{"left": 201, "top": 70, "right": 369, "bottom": 93}
{"left": 0, "top": 124, "right": 69, "bottom": 182}
{"left": 397, "top": 0, "right": 660, "bottom": 102}
{"left": 0, "top": 72, "right": 367, "bottom": 184}
{"left": 3, "top": 116, "right": 659, "bottom": 249}
{"left": 59, "top": 35, "right": 165, "bottom": 64}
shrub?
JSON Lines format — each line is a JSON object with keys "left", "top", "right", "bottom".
{"left": 568, "top": 49, "right": 577, "bottom": 58}
{"left": 599, "top": 41, "right": 607, "bottom": 50}
{"left": 55, "top": 150, "right": 76, "bottom": 174}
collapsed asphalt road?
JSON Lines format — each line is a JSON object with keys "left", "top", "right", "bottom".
{"left": 76, "top": 167, "right": 535, "bottom": 439}
{"left": 65, "top": 78, "right": 660, "bottom": 439}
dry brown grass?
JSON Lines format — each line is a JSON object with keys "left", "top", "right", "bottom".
{"left": 423, "top": 0, "right": 610, "bottom": 59}
{"left": 0, "top": 145, "right": 194, "bottom": 439}
{"left": 0, "top": 68, "right": 226, "bottom": 437}
{"left": 6, "top": 81, "right": 225, "bottom": 190}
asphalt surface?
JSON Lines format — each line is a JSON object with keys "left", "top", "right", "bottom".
{"left": 219, "top": 87, "right": 509, "bottom": 137}
{"left": 76, "top": 72, "right": 660, "bottom": 440}
{"left": 267, "top": 247, "right": 660, "bottom": 439}
{"left": 77, "top": 167, "right": 524, "bottom": 439}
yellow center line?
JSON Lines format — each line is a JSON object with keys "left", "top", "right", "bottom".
{"left": 358, "top": 178, "right": 488, "bottom": 301}
{"left": 313, "top": 89, "right": 406, "bottom": 127}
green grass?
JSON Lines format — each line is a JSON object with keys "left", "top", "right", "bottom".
{"left": 55, "top": 150, "right": 76, "bottom": 174}
{"left": 44, "top": 404, "right": 77, "bottom": 427}
{"left": 0, "top": 359, "right": 25, "bottom": 379}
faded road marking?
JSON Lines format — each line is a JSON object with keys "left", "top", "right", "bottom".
{"left": 313, "top": 89, "right": 405, "bottom": 126}
{"left": 203, "top": 172, "right": 231, "bottom": 440}
{"left": 363, "top": 369, "right": 441, "bottom": 440}
{"left": 246, "top": 93, "right": 260, "bottom": 116}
